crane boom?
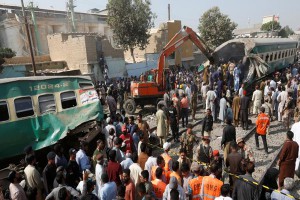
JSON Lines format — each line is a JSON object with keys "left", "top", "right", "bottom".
{"left": 157, "top": 25, "right": 214, "bottom": 90}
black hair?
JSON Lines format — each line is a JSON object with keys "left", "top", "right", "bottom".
{"left": 25, "top": 154, "right": 35, "bottom": 164}
{"left": 156, "top": 156, "right": 164, "bottom": 165}
{"left": 230, "top": 141, "right": 238, "bottom": 150}
{"left": 123, "top": 168, "right": 130, "bottom": 176}
{"left": 155, "top": 167, "right": 163, "bottom": 179}
{"left": 132, "top": 152, "right": 138, "bottom": 163}
{"left": 179, "top": 148, "right": 187, "bottom": 154}
{"left": 140, "top": 143, "right": 147, "bottom": 153}
{"left": 108, "top": 150, "right": 116, "bottom": 161}
{"left": 58, "top": 187, "right": 68, "bottom": 200}
{"left": 8, "top": 171, "right": 16, "bottom": 183}
{"left": 53, "top": 143, "right": 62, "bottom": 154}
{"left": 141, "top": 170, "right": 149, "bottom": 180}
{"left": 172, "top": 161, "right": 180, "bottom": 172}
{"left": 210, "top": 162, "right": 219, "bottom": 174}
{"left": 146, "top": 147, "right": 152, "bottom": 156}
{"left": 287, "top": 130, "right": 294, "bottom": 140}
{"left": 137, "top": 183, "right": 146, "bottom": 194}
{"left": 246, "top": 161, "right": 255, "bottom": 174}
{"left": 56, "top": 171, "right": 65, "bottom": 184}
{"left": 101, "top": 173, "right": 109, "bottom": 183}
{"left": 220, "top": 184, "right": 230, "bottom": 196}
{"left": 180, "top": 163, "right": 190, "bottom": 173}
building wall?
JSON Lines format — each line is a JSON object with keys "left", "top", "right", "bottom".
{"left": 124, "top": 20, "right": 194, "bottom": 66}
{"left": 0, "top": 5, "right": 114, "bottom": 57}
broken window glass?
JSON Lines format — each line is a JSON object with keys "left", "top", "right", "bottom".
{"left": 39, "top": 94, "right": 56, "bottom": 114}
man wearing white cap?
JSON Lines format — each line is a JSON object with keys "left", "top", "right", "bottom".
{"left": 161, "top": 142, "right": 173, "bottom": 173}
{"left": 162, "top": 176, "right": 185, "bottom": 200}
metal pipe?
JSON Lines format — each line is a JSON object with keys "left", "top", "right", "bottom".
{"left": 20, "top": 0, "right": 36, "bottom": 76}
{"left": 28, "top": 1, "right": 42, "bottom": 56}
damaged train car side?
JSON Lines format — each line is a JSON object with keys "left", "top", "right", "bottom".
{"left": 0, "top": 76, "right": 103, "bottom": 161}
{"left": 212, "top": 38, "right": 298, "bottom": 88}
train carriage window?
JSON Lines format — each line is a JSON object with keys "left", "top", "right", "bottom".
{"left": 39, "top": 94, "right": 56, "bottom": 114}
{"left": 270, "top": 54, "right": 273, "bottom": 62}
{"left": 265, "top": 54, "right": 269, "bottom": 62}
{"left": 60, "top": 91, "right": 77, "bottom": 109}
{"left": 285, "top": 51, "right": 288, "bottom": 57}
{"left": 282, "top": 52, "right": 284, "bottom": 58}
{"left": 79, "top": 82, "right": 94, "bottom": 89}
{"left": 0, "top": 101, "right": 9, "bottom": 121}
{"left": 14, "top": 97, "right": 34, "bottom": 118}
{"left": 278, "top": 51, "right": 281, "bottom": 59}
{"left": 274, "top": 52, "right": 277, "bottom": 60}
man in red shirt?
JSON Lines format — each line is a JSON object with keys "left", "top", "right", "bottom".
{"left": 255, "top": 106, "right": 270, "bottom": 154}
{"left": 107, "top": 150, "right": 122, "bottom": 186}
{"left": 122, "top": 169, "right": 135, "bottom": 200}
{"left": 120, "top": 125, "right": 134, "bottom": 152}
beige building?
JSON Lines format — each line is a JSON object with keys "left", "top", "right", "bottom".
{"left": 47, "top": 33, "right": 126, "bottom": 82}
{"left": 124, "top": 20, "right": 194, "bottom": 68}
{"left": 0, "top": 5, "right": 115, "bottom": 56}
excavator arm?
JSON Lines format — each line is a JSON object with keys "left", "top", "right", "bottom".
{"left": 157, "top": 25, "right": 214, "bottom": 90}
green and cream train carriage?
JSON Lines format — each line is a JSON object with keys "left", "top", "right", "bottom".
{"left": 0, "top": 76, "right": 103, "bottom": 161}
{"left": 212, "top": 38, "right": 298, "bottom": 86}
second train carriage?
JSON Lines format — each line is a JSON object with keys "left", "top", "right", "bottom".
{"left": 212, "top": 38, "right": 298, "bottom": 88}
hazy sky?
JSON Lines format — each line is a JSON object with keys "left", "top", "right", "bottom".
{"left": 4, "top": 0, "right": 300, "bottom": 31}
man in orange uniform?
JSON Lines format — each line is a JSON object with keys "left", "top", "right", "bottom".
{"left": 200, "top": 163, "right": 223, "bottom": 200}
{"left": 151, "top": 167, "right": 167, "bottom": 200}
{"left": 255, "top": 106, "right": 270, "bottom": 154}
{"left": 188, "top": 163, "right": 204, "bottom": 200}
{"left": 161, "top": 142, "right": 172, "bottom": 184}
{"left": 151, "top": 156, "right": 166, "bottom": 182}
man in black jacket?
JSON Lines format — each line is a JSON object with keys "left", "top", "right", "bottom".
{"left": 201, "top": 108, "right": 213, "bottom": 137}
{"left": 232, "top": 161, "right": 259, "bottom": 200}
{"left": 240, "top": 91, "right": 250, "bottom": 130}
{"left": 221, "top": 119, "right": 236, "bottom": 161}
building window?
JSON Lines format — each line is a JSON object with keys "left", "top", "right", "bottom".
{"left": 14, "top": 97, "right": 34, "bottom": 118}
{"left": 0, "top": 101, "right": 9, "bottom": 122}
{"left": 60, "top": 91, "right": 77, "bottom": 109}
{"left": 39, "top": 94, "right": 56, "bottom": 114}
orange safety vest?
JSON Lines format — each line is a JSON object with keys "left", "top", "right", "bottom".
{"left": 161, "top": 153, "right": 172, "bottom": 171}
{"left": 151, "top": 179, "right": 167, "bottom": 199}
{"left": 151, "top": 166, "right": 158, "bottom": 181}
{"left": 170, "top": 171, "right": 182, "bottom": 186}
{"left": 161, "top": 153, "right": 172, "bottom": 183}
{"left": 202, "top": 176, "right": 223, "bottom": 200}
{"left": 188, "top": 176, "right": 203, "bottom": 200}
{"left": 256, "top": 113, "right": 270, "bottom": 135}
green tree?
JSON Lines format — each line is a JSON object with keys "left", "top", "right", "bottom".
{"left": 107, "top": 0, "right": 155, "bottom": 63}
{"left": 198, "top": 6, "right": 237, "bottom": 49}
{"left": 0, "top": 48, "right": 15, "bottom": 65}
{"left": 278, "top": 26, "right": 295, "bottom": 38}
{"left": 260, "top": 21, "right": 281, "bottom": 31}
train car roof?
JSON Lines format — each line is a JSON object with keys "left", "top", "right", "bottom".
{"left": 0, "top": 75, "right": 92, "bottom": 84}
{"left": 215, "top": 38, "right": 298, "bottom": 52}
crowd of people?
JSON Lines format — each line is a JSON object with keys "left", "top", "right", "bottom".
{"left": 2, "top": 61, "right": 300, "bottom": 200}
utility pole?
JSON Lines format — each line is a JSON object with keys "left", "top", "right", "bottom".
{"left": 67, "top": 0, "right": 76, "bottom": 32}
{"left": 168, "top": 4, "right": 170, "bottom": 21}
{"left": 28, "top": 1, "right": 42, "bottom": 56}
{"left": 20, "top": 0, "right": 36, "bottom": 76}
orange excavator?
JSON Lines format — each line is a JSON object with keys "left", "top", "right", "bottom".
{"left": 123, "top": 26, "right": 214, "bottom": 114}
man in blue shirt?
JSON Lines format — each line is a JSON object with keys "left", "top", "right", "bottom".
{"left": 99, "top": 173, "right": 117, "bottom": 200}
{"left": 76, "top": 141, "right": 91, "bottom": 172}
{"left": 271, "top": 177, "right": 295, "bottom": 200}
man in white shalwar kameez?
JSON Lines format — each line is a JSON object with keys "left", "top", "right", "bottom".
{"left": 206, "top": 86, "right": 217, "bottom": 121}
{"left": 291, "top": 122, "right": 300, "bottom": 174}
{"left": 219, "top": 96, "right": 227, "bottom": 125}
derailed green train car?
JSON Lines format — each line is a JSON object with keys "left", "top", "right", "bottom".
{"left": 0, "top": 76, "right": 103, "bottom": 161}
